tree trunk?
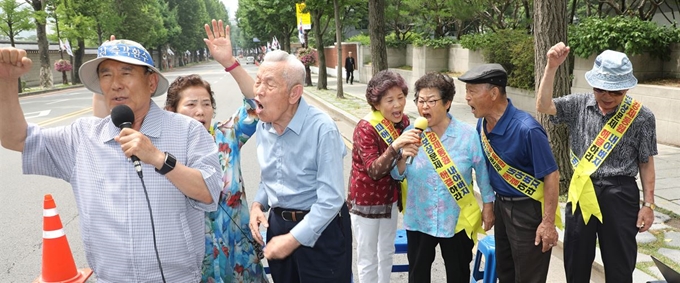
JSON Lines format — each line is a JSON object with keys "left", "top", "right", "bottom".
{"left": 304, "top": 31, "right": 313, "bottom": 87}
{"left": 534, "top": 0, "right": 572, "bottom": 195}
{"left": 73, "top": 38, "right": 85, "bottom": 84}
{"left": 368, "top": 0, "right": 388, "bottom": 75}
{"left": 36, "top": 16, "right": 52, "bottom": 88}
{"left": 334, "top": 0, "right": 344, "bottom": 98}
{"left": 312, "top": 10, "right": 327, "bottom": 90}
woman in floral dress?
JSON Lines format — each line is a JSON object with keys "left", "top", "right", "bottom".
{"left": 185, "top": 20, "right": 267, "bottom": 283}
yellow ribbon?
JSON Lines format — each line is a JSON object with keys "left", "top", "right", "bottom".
{"left": 422, "top": 131, "right": 484, "bottom": 243}
{"left": 364, "top": 111, "right": 408, "bottom": 214}
{"left": 568, "top": 96, "right": 642, "bottom": 224}
{"left": 480, "top": 124, "right": 563, "bottom": 229}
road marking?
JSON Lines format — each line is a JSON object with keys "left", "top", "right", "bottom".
{"left": 38, "top": 107, "right": 93, "bottom": 126}
{"left": 24, "top": 110, "right": 51, "bottom": 119}
{"left": 342, "top": 134, "right": 353, "bottom": 150}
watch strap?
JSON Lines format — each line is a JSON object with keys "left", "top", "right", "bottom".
{"left": 156, "top": 152, "right": 176, "bottom": 175}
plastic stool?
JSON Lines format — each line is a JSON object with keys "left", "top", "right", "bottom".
{"left": 392, "top": 229, "right": 408, "bottom": 272}
{"left": 470, "top": 235, "right": 497, "bottom": 283}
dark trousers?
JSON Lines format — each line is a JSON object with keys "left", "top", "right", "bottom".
{"left": 267, "top": 205, "right": 352, "bottom": 283}
{"left": 406, "top": 230, "right": 473, "bottom": 283}
{"left": 345, "top": 69, "right": 354, "bottom": 84}
{"left": 495, "top": 197, "right": 551, "bottom": 283}
{"left": 564, "top": 176, "right": 639, "bottom": 283}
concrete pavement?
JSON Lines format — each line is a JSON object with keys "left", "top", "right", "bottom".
{"left": 303, "top": 73, "right": 677, "bottom": 282}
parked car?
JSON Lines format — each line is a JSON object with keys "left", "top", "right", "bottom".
{"left": 245, "top": 56, "right": 255, "bottom": 64}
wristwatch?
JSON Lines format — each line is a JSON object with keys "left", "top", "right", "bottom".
{"left": 155, "top": 152, "right": 176, "bottom": 175}
{"left": 642, "top": 201, "right": 656, "bottom": 211}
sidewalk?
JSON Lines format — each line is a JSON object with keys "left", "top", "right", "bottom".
{"left": 303, "top": 73, "right": 679, "bottom": 282}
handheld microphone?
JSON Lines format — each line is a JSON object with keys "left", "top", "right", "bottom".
{"left": 406, "top": 117, "right": 428, "bottom": 165}
{"left": 111, "top": 105, "right": 143, "bottom": 178}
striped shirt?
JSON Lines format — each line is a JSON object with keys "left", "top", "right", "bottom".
{"left": 22, "top": 101, "right": 221, "bottom": 283}
{"left": 550, "top": 93, "right": 657, "bottom": 178}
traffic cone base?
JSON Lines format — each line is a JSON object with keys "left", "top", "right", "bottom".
{"left": 34, "top": 268, "right": 92, "bottom": 283}
{"left": 34, "top": 194, "right": 93, "bottom": 283}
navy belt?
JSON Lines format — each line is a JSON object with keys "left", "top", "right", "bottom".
{"left": 273, "top": 207, "right": 309, "bottom": 222}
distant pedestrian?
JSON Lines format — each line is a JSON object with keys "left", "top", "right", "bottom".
{"left": 537, "top": 42, "right": 657, "bottom": 283}
{"left": 345, "top": 51, "right": 355, "bottom": 85}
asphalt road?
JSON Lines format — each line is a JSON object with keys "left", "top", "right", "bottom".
{"left": 0, "top": 61, "right": 604, "bottom": 282}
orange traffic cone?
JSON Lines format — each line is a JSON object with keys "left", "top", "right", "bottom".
{"left": 33, "top": 194, "right": 92, "bottom": 283}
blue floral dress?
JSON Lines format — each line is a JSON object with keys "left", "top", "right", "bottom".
{"left": 202, "top": 99, "right": 268, "bottom": 283}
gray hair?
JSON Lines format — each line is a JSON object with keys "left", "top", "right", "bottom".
{"left": 263, "top": 50, "right": 306, "bottom": 90}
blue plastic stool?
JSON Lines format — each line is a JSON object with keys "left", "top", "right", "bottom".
{"left": 392, "top": 229, "right": 408, "bottom": 272}
{"left": 470, "top": 235, "right": 497, "bottom": 283}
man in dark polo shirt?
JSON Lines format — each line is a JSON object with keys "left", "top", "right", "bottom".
{"left": 460, "top": 64, "right": 560, "bottom": 283}
{"left": 537, "top": 43, "right": 656, "bottom": 283}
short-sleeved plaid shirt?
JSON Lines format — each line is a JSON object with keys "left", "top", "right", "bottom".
{"left": 22, "top": 102, "right": 221, "bottom": 282}
{"left": 551, "top": 93, "right": 657, "bottom": 178}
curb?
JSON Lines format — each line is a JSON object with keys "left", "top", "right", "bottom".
{"left": 19, "top": 84, "right": 85, "bottom": 97}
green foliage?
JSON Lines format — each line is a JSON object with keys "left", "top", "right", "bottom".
{"left": 347, "top": 33, "right": 370, "bottom": 45}
{"left": 0, "top": 0, "right": 33, "bottom": 42}
{"left": 412, "top": 37, "right": 456, "bottom": 48}
{"left": 460, "top": 29, "right": 535, "bottom": 89}
{"left": 569, "top": 16, "right": 680, "bottom": 60}
{"left": 509, "top": 36, "right": 534, "bottom": 90}
{"left": 168, "top": 0, "right": 211, "bottom": 51}
{"left": 386, "top": 31, "right": 420, "bottom": 48}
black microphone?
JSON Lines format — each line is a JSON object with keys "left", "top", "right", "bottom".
{"left": 111, "top": 105, "right": 143, "bottom": 178}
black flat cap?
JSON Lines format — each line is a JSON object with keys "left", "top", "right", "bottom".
{"left": 458, "top": 63, "right": 508, "bottom": 87}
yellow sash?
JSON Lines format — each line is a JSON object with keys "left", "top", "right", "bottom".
{"left": 568, "top": 96, "right": 642, "bottom": 224}
{"left": 422, "top": 131, "right": 484, "bottom": 243}
{"left": 479, "top": 124, "right": 563, "bottom": 229}
{"left": 364, "top": 111, "right": 409, "bottom": 213}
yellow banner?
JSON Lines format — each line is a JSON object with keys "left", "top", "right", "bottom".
{"left": 296, "top": 3, "right": 311, "bottom": 29}
{"left": 422, "top": 131, "right": 484, "bottom": 243}
{"left": 364, "top": 111, "right": 408, "bottom": 213}
{"left": 569, "top": 96, "right": 642, "bottom": 224}
{"left": 480, "top": 123, "right": 563, "bottom": 229}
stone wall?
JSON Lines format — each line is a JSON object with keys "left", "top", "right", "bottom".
{"left": 21, "top": 52, "right": 97, "bottom": 88}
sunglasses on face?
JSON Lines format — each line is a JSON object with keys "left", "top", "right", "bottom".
{"left": 593, "top": 88, "right": 625, "bottom": 97}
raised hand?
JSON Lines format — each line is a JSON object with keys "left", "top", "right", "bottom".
{"left": 0, "top": 48, "right": 32, "bottom": 81}
{"left": 204, "top": 19, "right": 235, "bottom": 67}
{"left": 546, "top": 42, "right": 570, "bottom": 69}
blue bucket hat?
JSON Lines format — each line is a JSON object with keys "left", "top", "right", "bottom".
{"left": 79, "top": 39, "right": 169, "bottom": 97}
{"left": 585, "top": 50, "right": 637, "bottom": 91}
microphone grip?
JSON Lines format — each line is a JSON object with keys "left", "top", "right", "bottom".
{"left": 404, "top": 129, "right": 425, "bottom": 165}
{"left": 131, "top": 155, "right": 143, "bottom": 178}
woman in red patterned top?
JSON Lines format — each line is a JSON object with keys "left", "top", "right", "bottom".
{"left": 347, "top": 70, "right": 421, "bottom": 283}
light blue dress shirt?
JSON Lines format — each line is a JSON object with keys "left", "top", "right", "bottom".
{"left": 22, "top": 101, "right": 221, "bottom": 283}
{"left": 391, "top": 114, "right": 495, "bottom": 238}
{"left": 254, "top": 98, "right": 347, "bottom": 247}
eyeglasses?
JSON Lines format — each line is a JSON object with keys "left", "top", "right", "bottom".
{"left": 593, "top": 88, "right": 625, "bottom": 97}
{"left": 414, "top": 98, "right": 442, "bottom": 107}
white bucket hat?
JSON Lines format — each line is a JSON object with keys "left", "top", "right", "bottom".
{"left": 79, "top": 39, "right": 169, "bottom": 97}
{"left": 585, "top": 50, "right": 637, "bottom": 91}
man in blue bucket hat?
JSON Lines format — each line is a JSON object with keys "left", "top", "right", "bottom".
{"left": 537, "top": 42, "right": 657, "bottom": 283}
{"left": 0, "top": 40, "right": 221, "bottom": 282}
